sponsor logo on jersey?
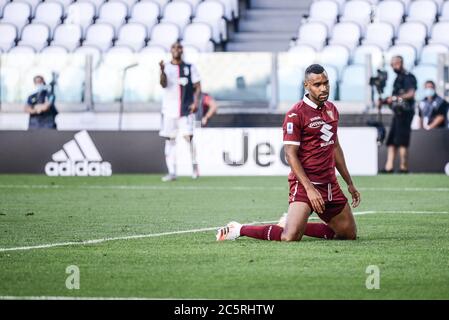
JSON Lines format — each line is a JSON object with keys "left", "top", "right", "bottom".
{"left": 179, "top": 77, "right": 189, "bottom": 86}
{"left": 310, "top": 116, "right": 321, "bottom": 121}
{"left": 287, "top": 113, "right": 297, "bottom": 118}
{"left": 287, "top": 122, "right": 294, "bottom": 134}
{"left": 309, "top": 120, "right": 326, "bottom": 128}
{"left": 320, "top": 124, "right": 334, "bottom": 143}
{"left": 45, "top": 130, "right": 112, "bottom": 176}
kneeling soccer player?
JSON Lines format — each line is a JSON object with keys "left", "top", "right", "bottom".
{"left": 216, "top": 64, "right": 361, "bottom": 242}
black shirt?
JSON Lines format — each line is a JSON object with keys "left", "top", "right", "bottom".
{"left": 419, "top": 95, "right": 448, "bottom": 128}
{"left": 392, "top": 70, "right": 417, "bottom": 106}
{"left": 27, "top": 89, "right": 57, "bottom": 117}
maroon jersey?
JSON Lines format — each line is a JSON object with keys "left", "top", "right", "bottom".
{"left": 283, "top": 95, "right": 339, "bottom": 184}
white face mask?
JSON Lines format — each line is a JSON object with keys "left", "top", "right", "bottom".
{"left": 424, "top": 88, "right": 435, "bottom": 97}
{"left": 35, "top": 84, "right": 45, "bottom": 92}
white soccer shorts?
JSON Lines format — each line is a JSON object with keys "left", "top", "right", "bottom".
{"left": 159, "top": 113, "right": 195, "bottom": 139}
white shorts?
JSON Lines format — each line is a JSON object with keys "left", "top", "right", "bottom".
{"left": 159, "top": 113, "right": 195, "bottom": 139}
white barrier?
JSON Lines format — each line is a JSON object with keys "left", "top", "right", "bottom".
{"left": 176, "top": 127, "right": 378, "bottom": 176}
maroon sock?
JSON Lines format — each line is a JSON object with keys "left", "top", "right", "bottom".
{"left": 304, "top": 223, "right": 335, "bottom": 239}
{"left": 240, "top": 225, "right": 283, "bottom": 241}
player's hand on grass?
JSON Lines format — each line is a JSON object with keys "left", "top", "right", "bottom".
{"left": 348, "top": 184, "right": 361, "bottom": 208}
{"left": 305, "top": 185, "right": 325, "bottom": 214}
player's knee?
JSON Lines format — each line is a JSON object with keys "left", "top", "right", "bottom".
{"left": 343, "top": 225, "right": 357, "bottom": 240}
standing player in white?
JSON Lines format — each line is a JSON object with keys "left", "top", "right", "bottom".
{"left": 159, "top": 42, "right": 201, "bottom": 181}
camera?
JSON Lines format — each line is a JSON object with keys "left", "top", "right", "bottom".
{"left": 369, "top": 69, "right": 388, "bottom": 95}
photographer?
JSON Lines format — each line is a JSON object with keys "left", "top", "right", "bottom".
{"left": 380, "top": 56, "right": 417, "bottom": 173}
{"left": 24, "top": 75, "right": 58, "bottom": 129}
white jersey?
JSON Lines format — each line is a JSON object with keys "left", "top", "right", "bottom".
{"left": 161, "top": 61, "right": 201, "bottom": 118}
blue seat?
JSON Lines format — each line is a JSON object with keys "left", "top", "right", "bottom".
{"left": 339, "top": 64, "right": 366, "bottom": 101}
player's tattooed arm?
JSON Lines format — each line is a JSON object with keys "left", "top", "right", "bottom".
{"left": 190, "top": 82, "right": 201, "bottom": 113}
{"left": 159, "top": 61, "right": 167, "bottom": 88}
{"left": 334, "top": 137, "right": 361, "bottom": 208}
{"left": 284, "top": 144, "right": 325, "bottom": 214}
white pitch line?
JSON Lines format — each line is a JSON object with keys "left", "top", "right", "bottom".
{"left": 0, "top": 184, "right": 448, "bottom": 192}
{"left": 0, "top": 295, "right": 209, "bottom": 300}
{"left": 0, "top": 211, "right": 447, "bottom": 253}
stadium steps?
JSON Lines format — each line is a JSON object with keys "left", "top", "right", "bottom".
{"left": 227, "top": 0, "right": 312, "bottom": 52}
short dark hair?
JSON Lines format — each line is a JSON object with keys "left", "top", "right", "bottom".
{"left": 305, "top": 64, "right": 326, "bottom": 79}
{"left": 33, "top": 75, "right": 46, "bottom": 84}
{"left": 425, "top": 80, "right": 435, "bottom": 87}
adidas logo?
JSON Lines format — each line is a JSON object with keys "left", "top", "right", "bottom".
{"left": 45, "top": 130, "right": 112, "bottom": 176}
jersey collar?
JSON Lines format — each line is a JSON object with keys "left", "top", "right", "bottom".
{"left": 303, "top": 94, "right": 320, "bottom": 109}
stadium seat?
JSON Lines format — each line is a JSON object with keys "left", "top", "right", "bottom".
{"left": 119, "top": 0, "right": 137, "bottom": 13}
{"left": 307, "top": 0, "right": 338, "bottom": 31}
{"left": 33, "top": 1, "right": 64, "bottom": 35}
{"left": 406, "top": 0, "right": 437, "bottom": 33}
{"left": 296, "top": 21, "right": 328, "bottom": 51}
{"left": 182, "top": 44, "right": 201, "bottom": 63}
{"left": 7, "top": 44, "right": 36, "bottom": 55}
{"left": 0, "top": 2, "right": 32, "bottom": 33}
{"left": 434, "top": 0, "right": 445, "bottom": 14}
{"left": 362, "top": 22, "right": 394, "bottom": 51}
{"left": 73, "top": 45, "right": 103, "bottom": 69}
{"left": 386, "top": 44, "right": 417, "bottom": 70}
{"left": 339, "top": 64, "right": 367, "bottom": 101}
{"left": 440, "top": 1, "right": 449, "bottom": 21}
{"left": 151, "top": 0, "right": 170, "bottom": 11}
{"left": 40, "top": 45, "right": 68, "bottom": 54}
{"left": 412, "top": 64, "right": 438, "bottom": 101}
{"left": 374, "top": 0, "right": 405, "bottom": 34}
{"left": 65, "top": 2, "right": 96, "bottom": 36}
{"left": 339, "top": 0, "right": 372, "bottom": 33}
{"left": 278, "top": 64, "right": 304, "bottom": 104}
{"left": 96, "top": 1, "right": 128, "bottom": 34}
{"left": 176, "top": 0, "right": 201, "bottom": 10}
{"left": 182, "top": 22, "right": 214, "bottom": 52}
{"left": 0, "top": 65, "right": 22, "bottom": 102}
{"left": 0, "top": 0, "right": 8, "bottom": 16}
{"left": 51, "top": 24, "right": 82, "bottom": 51}
{"left": 161, "top": 0, "right": 192, "bottom": 31}
{"left": 215, "top": 0, "right": 239, "bottom": 21}
{"left": 45, "top": 0, "right": 73, "bottom": 10}
{"left": 429, "top": 22, "right": 449, "bottom": 46}
{"left": 419, "top": 43, "right": 449, "bottom": 65}
{"left": 128, "top": 0, "right": 159, "bottom": 33}
{"left": 18, "top": 0, "right": 41, "bottom": 15}
{"left": 319, "top": 45, "right": 350, "bottom": 78}
{"left": 18, "top": 23, "right": 50, "bottom": 52}
{"left": 92, "top": 64, "right": 123, "bottom": 103}
{"left": 395, "top": 22, "right": 427, "bottom": 53}
{"left": 147, "top": 22, "right": 180, "bottom": 51}
{"left": 140, "top": 45, "right": 168, "bottom": 54}
{"left": 103, "top": 45, "right": 137, "bottom": 70}
{"left": 352, "top": 44, "right": 384, "bottom": 69}
{"left": 83, "top": 23, "right": 115, "bottom": 52}
{"left": 193, "top": 0, "right": 227, "bottom": 43}
{"left": 287, "top": 44, "right": 317, "bottom": 68}
{"left": 53, "top": 65, "right": 85, "bottom": 103}
{"left": 39, "top": 45, "right": 70, "bottom": 72}
{"left": 115, "top": 23, "right": 147, "bottom": 51}
{"left": 329, "top": 21, "right": 361, "bottom": 51}
{"left": 77, "top": 0, "right": 104, "bottom": 16}
{"left": 0, "top": 23, "right": 17, "bottom": 52}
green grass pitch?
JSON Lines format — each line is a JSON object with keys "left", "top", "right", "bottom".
{"left": 0, "top": 174, "right": 448, "bottom": 299}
